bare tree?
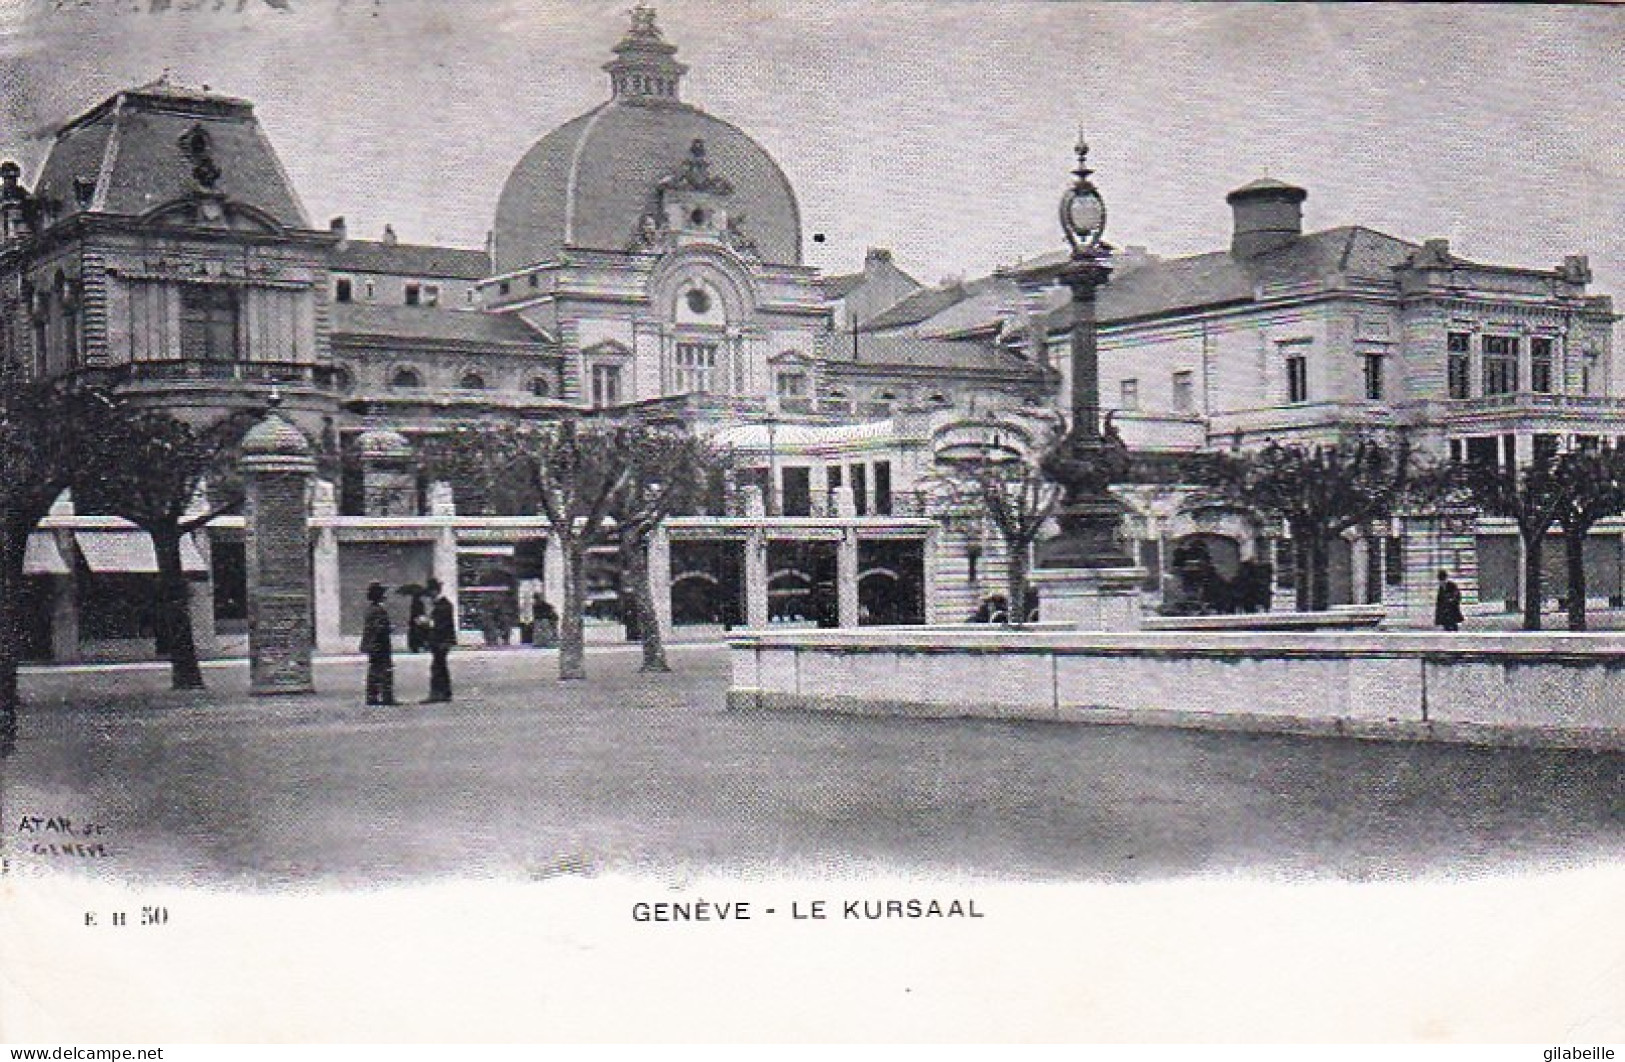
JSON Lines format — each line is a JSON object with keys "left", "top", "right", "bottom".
{"left": 0, "top": 367, "right": 97, "bottom": 755}
{"left": 607, "top": 425, "right": 730, "bottom": 672}
{"left": 74, "top": 401, "right": 254, "bottom": 689}
{"left": 934, "top": 415, "right": 1066, "bottom": 625}
{"left": 1443, "top": 451, "right": 1569, "bottom": 631}
{"left": 1551, "top": 443, "right": 1625, "bottom": 631}
{"left": 1219, "top": 438, "right": 1411, "bottom": 612}
{"left": 427, "top": 417, "right": 632, "bottom": 681}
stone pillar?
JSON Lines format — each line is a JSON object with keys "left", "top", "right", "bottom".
{"left": 744, "top": 531, "right": 769, "bottom": 629}
{"left": 809, "top": 463, "right": 830, "bottom": 517}
{"left": 542, "top": 534, "right": 566, "bottom": 606}
{"left": 922, "top": 525, "right": 943, "bottom": 624}
{"left": 428, "top": 480, "right": 459, "bottom": 617}
{"left": 188, "top": 537, "right": 218, "bottom": 660}
{"left": 837, "top": 529, "right": 860, "bottom": 628}
{"left": 240, "top": 403, "right": 317, "bottom": 695}
{"left": 648, "top": 525, "right": 673, "bottom": 641}
{"left": 311, "top": 480, "right": 343, "bottom": 655}
{"left": 832, "top": 485, "right": 856, "bottom": 518}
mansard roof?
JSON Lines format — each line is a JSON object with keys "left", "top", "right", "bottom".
{"left": 35, "top": 80, "right": 308, "bottom": 229}
{"left": 331, "top": 303, "right": 552, "bottom": 349}
{"left": 331, "top": 239, "right": 491, "bottom": 280}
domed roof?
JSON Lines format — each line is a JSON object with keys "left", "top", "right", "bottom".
{"left": 241, "top": 407, "right": 312, "bottom": 458}
{"left": 493, "top": 8, "right": 801, "bottom": 273}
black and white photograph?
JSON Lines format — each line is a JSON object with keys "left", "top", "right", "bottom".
{"left": 0, "top": 0, "right": 1621, "bottom": 1046}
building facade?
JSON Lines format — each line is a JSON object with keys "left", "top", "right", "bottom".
{"left": 1, "top": 6, "right": 1618, "bottom": 661}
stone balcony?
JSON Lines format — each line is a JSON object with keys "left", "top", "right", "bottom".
{"left": 1436, "top": 392, "right": 1625, "bottom": 436}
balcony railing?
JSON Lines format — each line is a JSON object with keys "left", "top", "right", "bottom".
{"left": 1448, "top": 391, "right": 1625, "bottom": 415}
{"left": 88, "top": 359, "right": 340, "bottom": 388}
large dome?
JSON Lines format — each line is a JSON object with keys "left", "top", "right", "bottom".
{"left": 493, "top": 9, "right": 801, "bottom": 274}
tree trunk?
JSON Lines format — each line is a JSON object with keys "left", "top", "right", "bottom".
{"left": 151, "top": 526, "right": 205, "bottom": 690}
{"left": 1308, "top": 537, "right": 1332, "bottom": 612}
{"left": 1521, "top": 529, "right": 1544, "bottom": 631}
{"left": 1006, "top": 538, "right": 1030, "bottom": 626}
{"left": 0, "top": 524, "right": 26, "bottom": 757}
{"left": 1564, "top": 527, "right": 1589, "bottom": 632}
{"left": 625, "top": 533, "right": 670, "bottom": 673}
{"left": 1293, "top": 539, "right": 1311, "bottom": 612}
{"left": 558, "top": 537, "right": 587, "bottom": 681}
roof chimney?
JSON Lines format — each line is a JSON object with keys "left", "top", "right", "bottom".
{"left": 381, "top": 223, "right": 398, "bottom": 245}
{"left": 329, "top": 215, "right": 347, "bottom": 249}
{"left": 1226, "top": 178, "right": 1307, "bottom": 258}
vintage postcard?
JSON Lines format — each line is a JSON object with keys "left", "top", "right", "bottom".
{"left": 0, "top": 0, "right": 1621, "bottom": 1045}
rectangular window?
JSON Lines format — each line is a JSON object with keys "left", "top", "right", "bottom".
{"left": 365, "top": 280, "right": 377, "bottom": 301}
{"left": 422, "top": 284, "right": 441, "bottom": 308}
{"left": 849, "top": 463, "right": 868, "bottom": 516}
{"left": 1582, "top": 352, "right": 1601, "bottom": 395}
{"left": 780, "top": 467, "right": 811, "bottom": 517}
{"left": 1533, "top": 433, "right": 1560, "bottom": 466}
{"left": 1119, "top": 378, "right": 1139, "bottom": 411}
{"left": 179, "top": 284, "right": 239, "bottom": 361}
{"left": 590, "top": 364, "right": 621, "bottom": 407}
{"left": 1530, "top": 336, "right": 1554, "bottom": 393}
{"left": 674, "top": 342, "right": 717, "bottom": 393}
{"left": 404, "top": 282, "right": 421, "bottom": 306}
{"left": 334, "top": 277, "right": 353, "bottom": 303}
{"left": 1384, "top": 536, "right": 1404, "bottom": 587}
{"left": 874, "top": 461, "right": 892, "bottom": 516}
{"left": 1447, "top": 332, "right": 1471, "bottom": 399}
{"left": 1465, "top": 435, "right": 1499, "bottom": 467}
{"left": 1286, "top": 353, "right": 1309, "bottom": 403}
{"left": 1171, "top": 370, "right": 1194, "bottom": 413}
{"left": 776, "top": 371, "right": 808, "bottom": 398}
{"left": 1482, "top": 334, "right": 1518, "bottom": 395}
{"left": 1362, "top": 353, "right": 1385, "bottom": 401}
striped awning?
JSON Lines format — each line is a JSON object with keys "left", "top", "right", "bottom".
{"left": 74, "top": 531, "right": 208, "bottom": 574}
{"left": 23, "top": 533, "right": 69, "bottom": 576}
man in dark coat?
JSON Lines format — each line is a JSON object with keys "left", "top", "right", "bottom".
{"left": 361, "top": 582, "right": 396, "bottom": 706}
{"left": 1434, "top": 569, "right": 1465, "bottom": 632}
{"left": 420, "top": 577, "right": 457, "bottom": 702}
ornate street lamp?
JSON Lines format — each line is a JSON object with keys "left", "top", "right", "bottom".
{"left": 1036, "top": 134, "right": 1134, "bottom": 570}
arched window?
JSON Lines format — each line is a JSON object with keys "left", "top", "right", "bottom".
{"left": 390, "top": 367, "right": 423, "bottom": 389}
{"left": 459, "top": 371, "right": 487, "bottom": 390}
{"left": 529, "top": 376, "right": 552, "bottom": 398}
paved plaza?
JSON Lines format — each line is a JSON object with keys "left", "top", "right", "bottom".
{"left": 2, "top": 643, "right": 1621, "bottom": 888}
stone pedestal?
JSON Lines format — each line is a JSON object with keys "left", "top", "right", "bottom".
{"left": 1030, "top": 566, "right": 1146, "bottom": 632}
{"left": 240, "top": 406, "right": 317, "bottom": 695}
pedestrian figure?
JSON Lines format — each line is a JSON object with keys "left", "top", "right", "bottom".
{"left": 361, "top": 582, "right": 396, "bottom": 706}
{"left": 407, "top": 589, "right": 427, "bottom": 653}
{"left": 533, "top": 595, "right": 559, "bottom": 647}
{"left": 419, "top": 577, "right": 457, "bottom": 702}
{"left": 1434, "top": 569, "right": 1464, "bottom": 632}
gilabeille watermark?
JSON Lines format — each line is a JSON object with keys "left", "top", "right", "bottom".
{"left": 1544, "top": 1048, "right": 1615, "bottom": 1061}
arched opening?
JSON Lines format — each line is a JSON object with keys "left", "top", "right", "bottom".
{"left": 390, "top": 366, "right": 424, "bottom": 389}
{"left": 459, "top": 371, "right": 487, "bottom": 390}
{"left": 1165, "top": 533, "right": 1276, "bottom": 615}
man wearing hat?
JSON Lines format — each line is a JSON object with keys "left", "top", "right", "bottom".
{"left": 361, "top": 582, "right": 396, "bottom": 706}
{"left": 419, "top": 577, "right": 457, "bottom": 702}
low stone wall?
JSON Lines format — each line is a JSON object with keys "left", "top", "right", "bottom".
{"left": 1141, "top": 606, "right": 1386, "bottom": 632}
{"left": 727, "top": 629, "right": 1625, "bottom": 751}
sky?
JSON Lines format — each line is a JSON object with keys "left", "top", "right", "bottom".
{"left": 0, "top": 0, "right": 1621, "bottom": 323}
